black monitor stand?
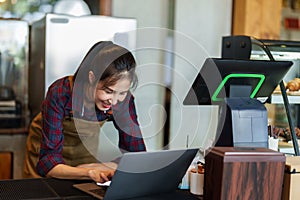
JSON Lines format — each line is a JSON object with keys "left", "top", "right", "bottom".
{"left": 215, "top": 82, "right": 269, "bottom": 147}
{"left": 215, "top": 97, "right": 268, "bottom": 148}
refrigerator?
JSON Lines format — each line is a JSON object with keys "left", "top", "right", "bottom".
{"left": 29, "top": 13, "right": 137, "bottom": 118}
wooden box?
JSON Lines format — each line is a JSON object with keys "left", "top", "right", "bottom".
{"left": 204, "top": 147, "right": 285, "bottom": 200}
{"left": 282, "top": 156, "right": 300, "bottom": 200}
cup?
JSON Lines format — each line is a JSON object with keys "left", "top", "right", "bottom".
{"left": 268, "top": 136, "right": 279, "bottom": 151}
{"left": 189, "top": 170, "right": 204, "bottom": 195}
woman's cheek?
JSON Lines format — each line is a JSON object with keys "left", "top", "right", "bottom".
{"left": 95, "top": 91, "right": 106, "bottom": 100}
{"left": 119, "top": 96, "right": 126, "bottom": 102}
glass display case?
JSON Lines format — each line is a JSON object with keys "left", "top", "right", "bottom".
{"left": 250, "top": 39, "right": 300, "bottom": 155}
{"left": 0, "top": 19, "right": 29, "bottom": 128}
{"left": 251, "top": 39, "right": 300, "bottom": 84}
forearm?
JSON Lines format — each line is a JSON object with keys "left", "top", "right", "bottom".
{"left": 46, "top": 164, "right": 91, "bottom": 180}
{"left": 46, "top": 162, "right": 117, "bottom": 183}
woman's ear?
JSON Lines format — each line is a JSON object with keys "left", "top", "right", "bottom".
{"left": 88, "top": 71, "right": 96, "bottom": 85}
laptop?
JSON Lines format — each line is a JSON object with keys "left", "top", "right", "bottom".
{"left": 73, "top": 148, "right": 198, "bottom": 200}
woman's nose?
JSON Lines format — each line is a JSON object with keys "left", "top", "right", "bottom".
{"left": 111, "top": 95, "right": 119, "bottom": 105}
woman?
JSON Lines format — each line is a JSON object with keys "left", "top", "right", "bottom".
{"left": 23, "top": 41, "right": 146, "bottom": 183}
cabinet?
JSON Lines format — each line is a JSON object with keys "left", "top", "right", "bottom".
{"left": 204, "top": 147, "right": 285, "bottom": 200}
{"left": 0, "top": 151, "right": 13, "bottom": 179}
{"left": 0, "top": 128, "right": 28, "bottom": 179}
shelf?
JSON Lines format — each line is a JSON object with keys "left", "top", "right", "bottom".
{"left": 279, "top": 141, "right": 300, "bottom": 155}
{"left": 0, "top": 117, "right": 29, "bottom": 135}
{"left": 271, "top": 94, "right": 300, "bottom": 104}
{"left": 0, "top": 127, "right": 28, "bottom": 135}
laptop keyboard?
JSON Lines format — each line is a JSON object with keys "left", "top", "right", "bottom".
{"left": 89, "top": 187, "right": 107, "bottom": 196}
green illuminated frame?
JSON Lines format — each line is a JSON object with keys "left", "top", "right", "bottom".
{"left": 211, "top": 74, "right": 266, "bottom": 101}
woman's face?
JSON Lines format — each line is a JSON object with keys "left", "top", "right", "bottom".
{"left": 93, "top": 78, "right": 131, "bottom": 111}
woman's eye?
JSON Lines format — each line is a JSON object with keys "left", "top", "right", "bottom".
{"left": 105, "top": 90, "right": 113, "bottom": 94}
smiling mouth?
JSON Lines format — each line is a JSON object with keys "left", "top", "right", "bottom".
{"left": 102, "top": 101, "right": 111, "bottom": 109}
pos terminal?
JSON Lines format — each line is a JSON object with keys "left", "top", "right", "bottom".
{"left": 184, "top": 58, "right": 293, "bottom": 147}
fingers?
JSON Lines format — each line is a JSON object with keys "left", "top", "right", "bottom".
{"left": 82, "top": 162, "right": 118, "bottom": 183}
{"left": 88, "top": 169, "right": 115, "bottom": 183}
{"left": 105, "top": 170, "right": 115, "bottom": 180}
{"left": 99, "top": 172, "right": 109, "bottom": 183}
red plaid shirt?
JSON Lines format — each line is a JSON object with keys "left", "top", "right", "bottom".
{"left": 37, "top": 76, "right": 146, "bottom": 176}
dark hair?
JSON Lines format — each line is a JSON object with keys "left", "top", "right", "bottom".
{"left": 74, "top": 41, "right": 138, "bottom": 89}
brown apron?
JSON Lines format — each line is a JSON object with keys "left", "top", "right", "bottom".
{"left": 23, "top": 75, "right": 105, "bottom": 178}
{"left": 23, "top": 112, "right": 105, "bottom": 178}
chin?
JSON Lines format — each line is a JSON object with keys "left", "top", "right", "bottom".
{"left": 97, "top": 107, "right": 108, "bottom": 111}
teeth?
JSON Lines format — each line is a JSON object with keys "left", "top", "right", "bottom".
{"left": 103, "top": 102, "right": 111, "bottom": 107}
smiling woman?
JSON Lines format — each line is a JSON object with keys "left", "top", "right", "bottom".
{"left": 23, "top": 41, "right": 146, "bottom": 183}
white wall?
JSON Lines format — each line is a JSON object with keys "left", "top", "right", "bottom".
{"left": 102, "top": 0, "right": 170, "bottom": 152}
{"left": 113, "top": 0, "right": 169, "bottom": 28}
{"left": 104, "top": 0, "right": 233, "bottom": 153}
{"left": 169, "top": 0, "right": 233, "bottom": 150}
{"left": 174, "top": 0, "right": 232, "bottom": 57}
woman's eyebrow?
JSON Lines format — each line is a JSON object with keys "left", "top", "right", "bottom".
{"left": 103, "top": 86, "right": 113, "bottom": 92}
{"left": 104, "top": 86, "right": 129, "bottom": 93}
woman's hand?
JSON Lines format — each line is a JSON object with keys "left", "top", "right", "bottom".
{"left": 87, "top": 168, "right": 114, "bottom": 183}
{"left": 77, "top": 162, "right": 117, "bottom": 183}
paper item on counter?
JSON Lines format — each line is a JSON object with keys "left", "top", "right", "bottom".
{"left": 178, "top": 170, "right": 190, "bottom": 190}
{"left": 268, "top": 136, "right": 279, "bottom": 151}
{"left": 178, "top": 154, "right": 201, "bottom": 190}
{"left": 96, "top": 181, "right": 111, "bottom": 187}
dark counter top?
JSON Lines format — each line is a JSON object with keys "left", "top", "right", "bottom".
{"left": 0, "top": 178, "right": 201, "bottom": 200}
